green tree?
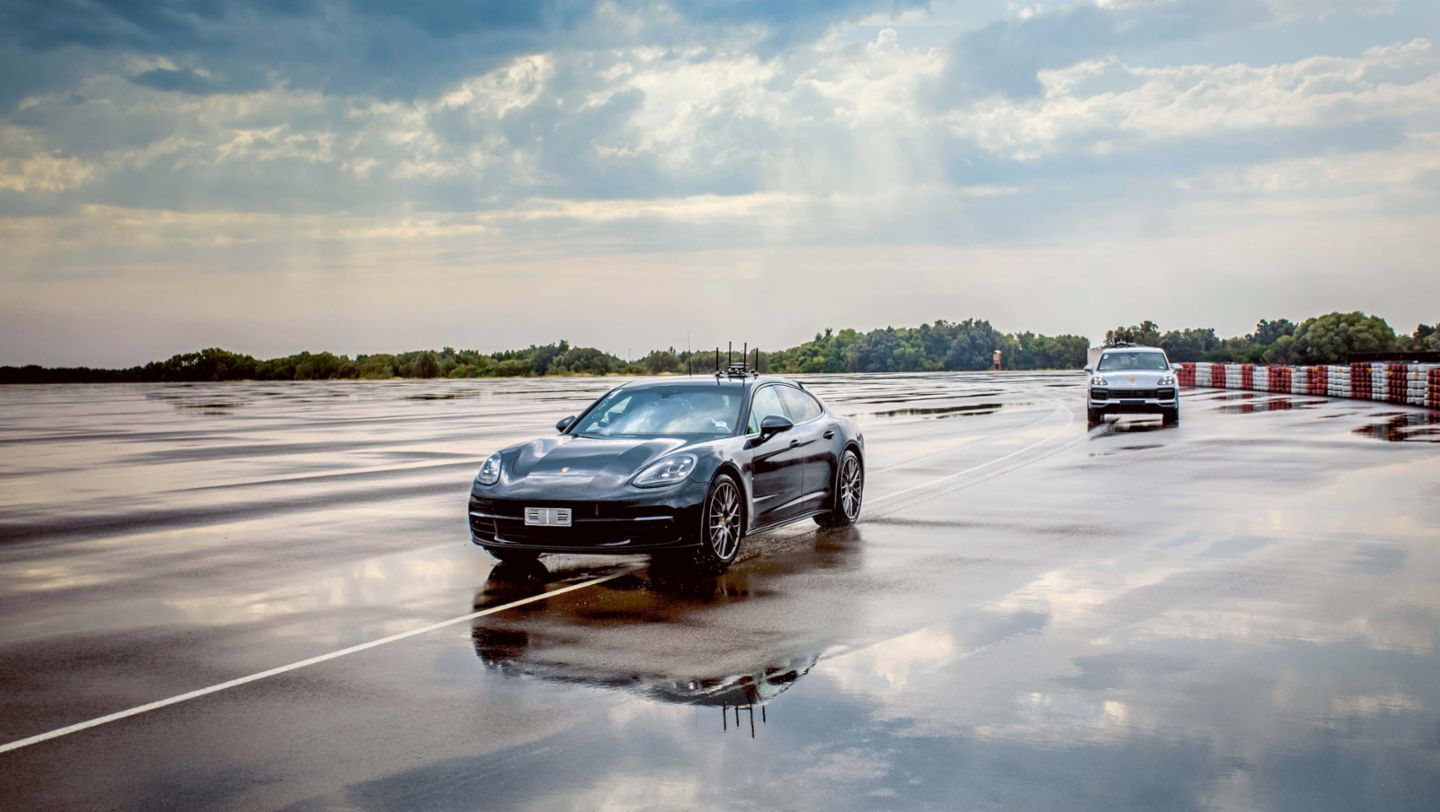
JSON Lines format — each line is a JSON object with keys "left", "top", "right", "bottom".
{"left": 403, "top": 352, "right": 440, "bottom": 378}
{"left": 640, "top": 348, "right": 683, "bottom": 375}
{"left": 1408, "top": 322, "right": 1439, "bottom": 352}
{"left": 1105, "top": 320, "right": 1161, "bottom": 347}
{"left": 1159, "top": 328, "right": 1220, "bottom": 362}
{"left": 1253, "top": 319, "right": 1296, "bottom": 346}
{"left": 356, "top": 354, "right": 397, "bottom": 379}
{"left": 1293, "top": 312, "right": 1396, "bottom": 364}
{"left": 495, "top": 358, "right": 529, "bottom": 376}
{"left": 1262, "top": 334, "right": 1300, "bottom": 365}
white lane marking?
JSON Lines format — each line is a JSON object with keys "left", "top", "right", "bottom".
{"left": 0, "top": 389, "right": 1079, "bottom": 757}
{"left": 867, "top": 403, "right": 1058, "bottom": 473}
{"left": 866, "top": 396, "right": 1073, "bottom": 508}
{"left": 0, "top": 569, "right": 633, "bottom": 756}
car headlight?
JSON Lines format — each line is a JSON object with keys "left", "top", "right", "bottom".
{"left": 633, "top": 454, "right": 697, "bottom": 487}
{"left": 476, "top": 453, "right": 502, "bottom": 486}
{"left": 1158, "top": 375, "right": 1176, "bottom": 386}
{"left": 1091, "top": 376, "right": 1109, "bottom": 387}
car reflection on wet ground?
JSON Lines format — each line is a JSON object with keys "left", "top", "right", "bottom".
{"left": 474, "top": 561, "right": 822, "bottom": 727}
{"left": 1, "top": 374, "right": 1438, "bottom": 809}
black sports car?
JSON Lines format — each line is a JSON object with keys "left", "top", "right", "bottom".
{"left": 468, "top": 372, "right": 864, "bottom": 571}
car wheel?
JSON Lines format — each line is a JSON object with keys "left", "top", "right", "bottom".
{"left": 816, "top": 449, "right": 863, "bottom": 528}
{"left": 683, "top": 473, "right": 744, "bottom": 573}
{"left": 1087, "top": 408, "right": 1104, "bottom": 427}
{"left": 487, "top": 547, "right": 541, "bottom": 564}
{"left": 1162, "top": 406, "right": 1180, "bottom": 426}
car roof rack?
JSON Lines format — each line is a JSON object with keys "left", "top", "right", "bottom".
{"left": 713, "top": 342, "right": 762, "bottom": 379}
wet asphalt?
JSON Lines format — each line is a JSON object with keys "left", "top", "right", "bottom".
{"left": 0, "top": 374, "right": 1438, "bottom": 810}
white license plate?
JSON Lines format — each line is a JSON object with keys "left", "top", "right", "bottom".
{"left": 524, "top": 507, "right": 572, "bottom": 527}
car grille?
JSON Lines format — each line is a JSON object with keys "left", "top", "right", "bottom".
{"left": 469, "top": 498, "right": 684, "bottom": 547}
{"left": 1098, "top": 388, "right": 1174, "bottom": 400}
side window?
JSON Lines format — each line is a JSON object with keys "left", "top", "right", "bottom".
{"left": 746, "top": 386, "right": 787, "bottom": 433}
{"left": 778, "top": 386, "right": 822, "bottom": 423}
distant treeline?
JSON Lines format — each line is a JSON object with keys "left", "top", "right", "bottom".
{"left": 2, "top": 312, "right": 1435, "bottom": 383}
{"left": 1105, "top": 312, "right": 1439, "bottom": 365}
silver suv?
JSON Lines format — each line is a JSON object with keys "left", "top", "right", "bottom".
{"left": 1084, "top": 346, "right": 1180, "bottom": 427}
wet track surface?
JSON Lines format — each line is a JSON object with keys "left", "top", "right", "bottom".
{"left": 1, "top": 374, "right": 1438, "bottom": 810}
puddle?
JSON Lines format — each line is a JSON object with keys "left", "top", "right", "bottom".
{"left": 1217, "top": 397, "right": 1324, "bottom": 414}
{"left": 863, "top": 403, "right": 1006, "bottom": 419}
{"left": 471, "top": 561, "right": 823, "bottom": 719}
{"left": 1352, "top": 412, "right": 1440, "bottom": 443}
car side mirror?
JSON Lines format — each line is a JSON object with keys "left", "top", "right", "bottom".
{"left": 1170, "top": 363, "right": 1182, "bottom": 372}
{"left": 759, "top": 414, "right": 793, "bottom": 439}
{"left": 555, "top": 415, "right": 575, "bottom": 433}
{"left": 1083, "top": 365, "right": 1093, "bottom": 374}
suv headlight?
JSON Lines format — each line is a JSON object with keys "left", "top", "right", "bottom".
{"left": 476, "top": 453, "right": 502, "bottom": 486}
{"left": 633, "top": 454, "right": 697, "bottom": 487}
{"left": 1091, "top": 376, "right": 1109, "bottom": 387}
{"left": 1158, "top": 375, "right": 1176, "bottom": 386}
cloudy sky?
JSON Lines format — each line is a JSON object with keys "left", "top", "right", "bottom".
{"left": 2, "top": 0, "right": 1438, "bottom": 366}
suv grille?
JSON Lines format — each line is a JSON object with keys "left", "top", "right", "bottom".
{"left": 1102, "top": 388, "right": 1174, "bottom": 400}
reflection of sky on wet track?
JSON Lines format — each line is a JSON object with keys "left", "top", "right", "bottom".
{"left": 1, "top": 375, "right": 1439, "bottom": 809}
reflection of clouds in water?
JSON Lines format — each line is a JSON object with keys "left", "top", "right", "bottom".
{"left": 10, "top": 563, "right": 104, "bottom": 592}
{"left": 982, "top": 565, "right": 1188, "bottom": 628}
{"left": 820, "top": 626, "right": 960, "bottom": 693}
{"left": 795, "top": 470, "right": 1440, "bottom": 792}
{"left": 972, "top": 692, "right": 1149, "bottom": 747}
{"left": 1130, "top": 602, "right": 1439, "bottom": 654}
{"left": 1331, "top": 692, "right": 1420, "bottom": 716}
{"left": 157, "top": 547, "right": 484, "bottom": 646}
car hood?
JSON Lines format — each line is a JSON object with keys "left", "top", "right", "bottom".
{"left": 503, "top": 435, "right": 691, "bottom": 484}
{"left": 1101, "top": 370, "right": 1171, "bottom": 387}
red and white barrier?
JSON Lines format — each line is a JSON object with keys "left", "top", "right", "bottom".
{"left": 1175, "top": 362, "right": 1439, "bottom": 409}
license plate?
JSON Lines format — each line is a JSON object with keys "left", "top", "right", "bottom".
{"left": 524, "top": 507, "right": 572, "bottom": 527}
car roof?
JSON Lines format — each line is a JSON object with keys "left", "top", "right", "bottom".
{"left": 1102, "top": 346, "right": 1166, "bottom": 353}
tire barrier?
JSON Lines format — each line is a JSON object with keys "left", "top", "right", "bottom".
{"left": 1176, "top": 362, "right": 1440, "bottom": 409}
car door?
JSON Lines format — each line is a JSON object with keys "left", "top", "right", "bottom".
{"left": 776, "top": 385, "right": 834, "bottom": 513}
{"left": 745, "top": 385, "right": 807, "bottom": 528}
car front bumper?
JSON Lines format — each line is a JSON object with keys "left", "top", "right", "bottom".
{"left": 1089, "top": 387, "right": 1178, "bottom": 414}
{"left": 468, "top": 479, "right": 709, "bottom": 554}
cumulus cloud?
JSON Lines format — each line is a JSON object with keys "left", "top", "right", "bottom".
{"left": 0, "top": 0, "right": 1438, "bottom": 363}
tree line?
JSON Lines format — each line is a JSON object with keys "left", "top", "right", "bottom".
{"left": 760, "top": 320, "right": 1089, "bottom": 373}
{"left": 1104, "top": 312, "right": 1439, "bottom": 365}
{"left": 2, "top": 312, "right": 1434, "bottom": 383}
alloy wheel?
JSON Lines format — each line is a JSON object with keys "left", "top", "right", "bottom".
{"left": 839, "top": 453, "right": 863, "bottom": 520}
{"left": 708, "top": 480, "right": 742, "bottom": 560}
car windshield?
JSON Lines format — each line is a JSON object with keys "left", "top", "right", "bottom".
{"left": 570, "top": 386, "right": 742, "bottom": 438}
{"left": 1098, "top": 351, "right": 1170, "bottom": 372}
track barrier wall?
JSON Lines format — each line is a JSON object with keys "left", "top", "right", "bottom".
{"left": 1175, "top": 362, "right": 1440, "bottom": 409}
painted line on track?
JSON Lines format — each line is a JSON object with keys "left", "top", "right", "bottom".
{"left": 0, "top": 569, "right": 634, "bottom": 756}
{"left": 865, "top": 395, "right": 1074, "bottom": 509}
{"left": 0, "top": 390, "right": 1078, "bottom": 757}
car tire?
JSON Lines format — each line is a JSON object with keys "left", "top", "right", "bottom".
{"left": 487, "top": 547, "right": 541, "bottom": 564}
{"left": 1087, "top": 408, "right": 1104, "bottom": 427}
{"left": 678, "top": 472, "right": 745, "bottom": 574}
{"left": 816, "top": 449, "right": 863, "bottom": 528}
{"left": 1162, "top": 407, "right": 1180, "bottom": 426}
